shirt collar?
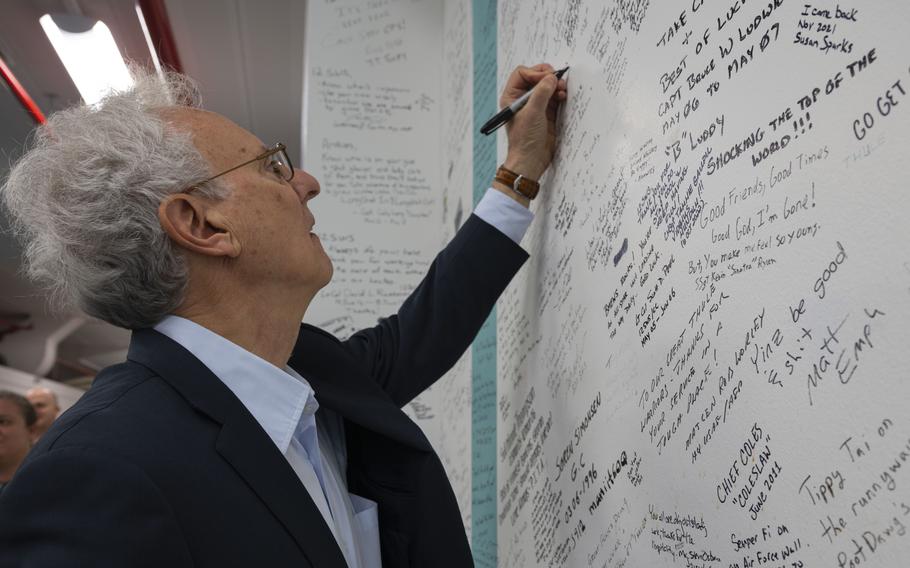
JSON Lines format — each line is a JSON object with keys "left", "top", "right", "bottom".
{"left": 154, "top": 315, "right": 318, "bottom": 453}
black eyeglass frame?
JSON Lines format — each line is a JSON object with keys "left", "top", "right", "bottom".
{"left": 184, "top": 142, "right": 294, "bottom": 193}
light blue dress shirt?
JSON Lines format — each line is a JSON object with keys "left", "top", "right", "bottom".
{"left": 153, "top": 190, "right": 531, "bottom": 567}
{"left": 474, "top": 187, "right": 534, "bottom": 244}
{"left": 155, "top": 315, "right": 383, "bottom": 568}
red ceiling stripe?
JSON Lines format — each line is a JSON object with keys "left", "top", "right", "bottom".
{"left": 137, "top": 0, "right": 183, "bottom": 74}
{"left": 0, "top": 54, "right": 46, "bottom": 125}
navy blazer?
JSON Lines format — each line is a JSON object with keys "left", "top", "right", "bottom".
{"left": 0, "top": 215, "right": 528, "bottom": 567}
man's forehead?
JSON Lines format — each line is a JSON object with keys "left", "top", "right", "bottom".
{"left": 160, "top": 107, "right": 264, "bottom": 159}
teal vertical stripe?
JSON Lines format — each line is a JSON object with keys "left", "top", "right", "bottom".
{"left": 471, "top": 0, "right": 497, "bottom": 566}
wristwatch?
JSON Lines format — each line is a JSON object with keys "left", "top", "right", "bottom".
{"left": 494, "top": 165, "right": 540, "bottom": 200}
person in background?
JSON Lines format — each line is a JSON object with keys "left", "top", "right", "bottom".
{"left": 25, "top": 387, "right": 60, "bottom": 442}
{"left": 0, "top": 391, "right": 37, "bottom": 496}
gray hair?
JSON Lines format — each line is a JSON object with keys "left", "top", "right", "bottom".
{"left": 1, "top": 69, "right": 228, "bottom": 329}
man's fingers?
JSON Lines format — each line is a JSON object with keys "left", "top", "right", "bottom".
{"left": 501, "top": 63, "right": 566, "bottom": 111}
{"left": 525, "top": 63, "right": 566, "bottom": 87}
{"left": 504, "top": 66, "right": 530, "bottom": 92}
{"left": 516, "top": 66, "right": 554, "bottom": 88}
{"left": 505, "top": 64, "right": 556, "bottom": 93}
{"left": 528, "top": 74, "right": 558, "bottom": 113}
{"left": 546, "top": 88, "right": 563, "bottom": 120}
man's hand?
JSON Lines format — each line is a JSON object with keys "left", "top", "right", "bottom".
{"left": 501, "top": 64, "right": 568, "bottom": 182}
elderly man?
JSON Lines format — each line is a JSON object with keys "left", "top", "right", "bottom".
{"left": 24, "top": 387, "right": 59, "bottom": 442}
{"left": 0, "top": 391, "right": 37, "bottom": 496}
{"left": 0, "top": 63, "right": 566, "bottom": 567}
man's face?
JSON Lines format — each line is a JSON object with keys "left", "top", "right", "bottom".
{"left": 25, "top": 390, "right": 58, "bottom": 433}
{"left": 0, "top": 400, "right": 33, "bottom": 468}
{"left": 171, "top": 109, "right": 333, "bottom": 292}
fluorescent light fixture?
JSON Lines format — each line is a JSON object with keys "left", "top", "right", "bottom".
{"left": 135, "top": 3, "right": 164, "bottom": 78}
{"left": 39, "top": 13, "right": 134, "bottom": 105}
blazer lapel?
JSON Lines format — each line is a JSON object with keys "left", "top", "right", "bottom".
{"left": 288, "top": 333, "right": 432, "bottom": 453}
{"left": 127, "top": 329, "right": 347, "bottom": 568}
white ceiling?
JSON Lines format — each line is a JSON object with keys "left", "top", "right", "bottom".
{"left": 0, "top": 0, "right": 307, "bottom": 377}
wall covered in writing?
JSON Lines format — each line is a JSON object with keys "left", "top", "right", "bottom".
{"left": 302, "top": 0, "right": 475, "bottom": 537}
{"left": 302, "top": 0, "right": 910, "bottom": 565}
{"left": 496, "top": 0, "right": 910, "bottom": 566}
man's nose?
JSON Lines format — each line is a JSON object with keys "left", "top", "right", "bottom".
{"left": 291, "top": 168, "right": 321, "bottom": 202}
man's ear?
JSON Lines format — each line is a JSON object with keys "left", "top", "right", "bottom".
{"left": 158, "top": 194, "right": 241, "bottom": 258}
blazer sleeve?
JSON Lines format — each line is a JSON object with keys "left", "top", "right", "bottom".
{"left": 341, "top": 214, "right": 529, "bottom": 406}
{"left": 0, "top": 446, "right": 193, "bottom": 568}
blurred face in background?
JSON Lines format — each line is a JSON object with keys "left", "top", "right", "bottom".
{"left": 0, "top": 399, "right": 35, "bottom": 480}
{"left": 26, "top": 388, "right": 59, "bottom": 440}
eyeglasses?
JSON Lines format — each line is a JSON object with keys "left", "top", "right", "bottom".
{"left": 185, "top": 142, "right": 294, "bottom": 193}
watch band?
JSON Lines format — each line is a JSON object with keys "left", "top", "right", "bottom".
{"left": 494, "top": 165, "right": 540, "bottom": 200}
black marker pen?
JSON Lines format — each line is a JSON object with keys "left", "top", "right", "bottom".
{"left": 480, "top": 66, "right": 569, "bottom": 135}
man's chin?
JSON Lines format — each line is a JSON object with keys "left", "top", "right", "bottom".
{"left": 318, "top": 257, "right": 334, "bottom": 288}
